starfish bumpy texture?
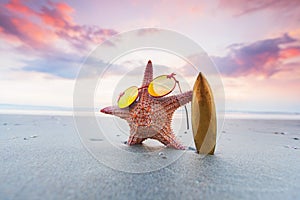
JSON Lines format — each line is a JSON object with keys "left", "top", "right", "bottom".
{"left": 101, "top": 60, "right": 192, "bottom": 149}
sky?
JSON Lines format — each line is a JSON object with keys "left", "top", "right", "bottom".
{"left": 0, "top": 0, "right": 300, "bottom": 113}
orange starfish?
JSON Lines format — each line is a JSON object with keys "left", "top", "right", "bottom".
{"left": 100, "top": 60, "right": 192, "bottom": 149}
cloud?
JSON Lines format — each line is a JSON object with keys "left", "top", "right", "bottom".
{"left": 212, "top": 34, "right": 300, "bottom": 77}
{"left": 136, "top": 28, "right": 162, "bottom": 36}
{"left": 22, "top": 52, "right": 132, "bottom": 79}
{"left": 0, "top": 12, "right": 55, "bottom": 49}
{"left": 219, "top": 0, "right": 300, "bottom": 18}
{"left": 0, "top": 0, "right": 117, "bottom": 51}
{"left": 22, "top": 52, "right": 82, "bottom": 79}
{"left": 0, "top": 0, "right": 118, "bottom": 78}
{"left": 4, "top": 0, "right": 37, "bottom": 16}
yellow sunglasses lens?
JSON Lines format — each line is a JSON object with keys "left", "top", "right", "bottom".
{"left": 117, "top": 86, "right": 139, "bottom": 108}
{"left": 148, "top": 75, "right": 176, "bottom": 97}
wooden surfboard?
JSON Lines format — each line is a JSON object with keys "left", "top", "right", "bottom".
{"left": 191, "top": 72, "right": 216, "bottom": 155}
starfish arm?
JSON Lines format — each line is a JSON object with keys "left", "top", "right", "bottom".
{"left": 152, "top": 127, "right": 185, "bottom": 149}
{"left": 160, "top": 90, "right": 192, "bottom": 112}
{"left": 128, "top": 135, "right": 146, "bottom": 145}
{"left": 100, "top": 106, "right": 130, "bottom": 120}
{"left": 142, "top": 60, "right": 153, "bottom": 86}
{"left": 127, "top": 126, "right": 146, "bottom": 145}
{"left": 139, "top": 60, "right": 153, "bottom": 102}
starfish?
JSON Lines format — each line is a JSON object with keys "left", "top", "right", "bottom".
{"left": 100, "top": 60, "right": 192, "bottom": 149}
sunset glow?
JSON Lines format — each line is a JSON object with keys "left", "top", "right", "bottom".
{"left": 0, "top": 0, "right": 299, "bottom": 112}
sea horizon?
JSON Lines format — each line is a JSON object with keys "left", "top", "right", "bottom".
{"left": 0, "top": 104, "right": 299, "bottom": 120}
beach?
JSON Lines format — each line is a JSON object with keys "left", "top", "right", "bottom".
{"left": 0, "top": 114, "right": 299, "bottom": 200}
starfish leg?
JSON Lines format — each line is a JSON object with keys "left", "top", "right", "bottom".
{"left": 152, "top": 127, "right": 185, "bottom": 150}
{"left": 140, "top": 60, "right": 154, "bottom": 102}
{"left": 127, "top": 126, "right": 146, "bottom": 145}
{"left": 160, "top": 91, "right": 192, "bottom": 113}
{"left": 142, "top": 60, "right": 153, "bottom": 86}
{"left": 128, "top": 135, "right": 146, "bottom": 145}
{"left": 100, "top": 106, "right": 130, "bottom": 120}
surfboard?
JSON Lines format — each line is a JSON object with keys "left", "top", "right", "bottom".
{"left": 191, "top": 72, "right": 216, "bottom": 155}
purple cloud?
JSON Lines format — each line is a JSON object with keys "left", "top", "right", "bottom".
{"left": 212, "top": 34, "right": 300, "bottom": 77}
{"left": 0, "top": 0, "right": 117, "bottom": 51}
{"left": 219, "top": 0, "right": 300, "bottom": 18}
{"left": 0, "top": 0, "right": 118, "bottom": 79}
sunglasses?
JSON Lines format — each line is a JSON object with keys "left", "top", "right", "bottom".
{"left": 117, "top": 73, "right": 189, "bottom": 129}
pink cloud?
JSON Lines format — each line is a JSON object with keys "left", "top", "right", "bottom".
{"left": 212, "top": 34, "right": 300, "bottom": 77}
{"left": 0, "top": 12, "right": 54, "bottom": 49}
{"left": 189, "top": 5, "right": 202, "bottom": 14}
{"left": 219, "top": 0, "right": 300, "bottom": 18}
{"left": 280, "top": 47, "right": 300, "bottom": 59}
{"left": 0, "top": 0, "right": 118, "bottom": 79}
{"left": 10, "top": 17, "right": 56, "bottom": 49}
{"left": 0, "top": 0, "right": 117, "bottom": 52}
{"left": 38, "top": 2, "right": 74, "bottom": 28}
{"left": 5, "top": 0, "right": 36, "bottom": 16}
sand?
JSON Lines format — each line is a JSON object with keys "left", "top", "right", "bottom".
{"left": 0, "top": 114, "right": 299, "bottom": 200}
